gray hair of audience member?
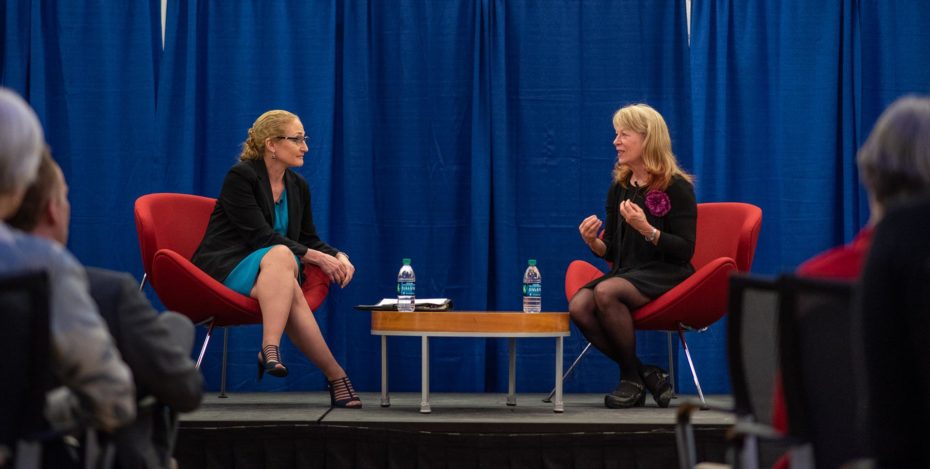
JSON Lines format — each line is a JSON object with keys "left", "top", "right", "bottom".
{"left": 857, "top": 95, "right": 930, "bottom": 208}
{"left": 0, "top": 88, "right": 45, "bottom": 193}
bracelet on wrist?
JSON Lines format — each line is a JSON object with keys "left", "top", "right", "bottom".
{"left": 645, "top": 227, "right": 658, "bottom": 243}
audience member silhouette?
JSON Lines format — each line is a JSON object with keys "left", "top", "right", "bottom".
{"left": 773, "top": 95, "right": 930, "bottom": 467}
{"left": 856, "top": 194, "right": 930, "bottom": 468}
{"left": 8, "top": 151, "right": 203, "bottom": 469}
{"left": 0, "top": 88, "right": 134, "bottom": 439}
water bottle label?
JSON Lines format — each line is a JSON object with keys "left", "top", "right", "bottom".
{"left": 398, "top": 282, "right": 415, "bottom": 296}
{"left": 523, "top": 283, "right": 541, "bottom": 298}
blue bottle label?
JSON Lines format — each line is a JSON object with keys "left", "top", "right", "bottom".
{"left": 398, "top": 282, "right": 415, "bottom": 296}
{"left": 523, "top": 283, "right": 541, "bottom": 297}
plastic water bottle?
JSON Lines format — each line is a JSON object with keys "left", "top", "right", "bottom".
{"left": 397, "top": 258, "right": 416, "bottom": 312}
{"left": 522, "top": 259, "right": 541, "bottom": 313}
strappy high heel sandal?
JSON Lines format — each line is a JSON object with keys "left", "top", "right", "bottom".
{"left": 257, "top": 344, "right": 288, "bottom": 380}
{"left": 328, "top": 376, "right": 362, "bottom": 409}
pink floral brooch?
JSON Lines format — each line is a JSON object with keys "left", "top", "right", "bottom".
{"left": 645, "top": 190, "right": 671, "bottom": 217}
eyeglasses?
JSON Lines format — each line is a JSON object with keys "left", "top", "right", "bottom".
{"left": 277, "top": 135, "right": 309, "bottom": 145}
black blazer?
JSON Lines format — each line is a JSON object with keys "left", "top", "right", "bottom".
{"left": 191, "top": 158, "right": 339, "bottom": 283}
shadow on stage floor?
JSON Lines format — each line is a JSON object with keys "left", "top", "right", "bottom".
{"left": 175, "top": 392, "right": 734, "bottom": 468}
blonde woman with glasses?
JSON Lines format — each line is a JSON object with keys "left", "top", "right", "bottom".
{"left": 192, "top": 110, "right": 360, "bottom": 408}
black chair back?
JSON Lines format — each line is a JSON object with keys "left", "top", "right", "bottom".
{"left": 778, "top": 275, "right": 867, "bottom": 469}
{"left": 0, "top": 271, "right": 51, "bottom": 456}
{"left": 728, "top": 274, "right": 781, "bottom": 426}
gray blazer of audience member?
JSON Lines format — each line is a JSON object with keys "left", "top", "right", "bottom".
{"left": 86, "top": 267, "right": 203, "bottom": 469}
{"left": 0, "top": 223, "right": 135, "bottom": 432}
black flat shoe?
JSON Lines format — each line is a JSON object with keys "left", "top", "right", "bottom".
{"left": 641, "top": 364, "right": 674, "bottom": 408}
{"left": 257, "top": 344, "right": 288, "bottom": 380}
{"left": 604, "top": 380, "right": 646, "bottom": 408}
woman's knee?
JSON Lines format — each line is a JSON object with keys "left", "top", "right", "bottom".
{"left": 568, "top": 291, "right": 595, "bottom": 322}
{"left": 261, "top": 245, "right": 299, "bottom": 272}
{"left": 592, "top": 282, "right": 619, "bottom": 310}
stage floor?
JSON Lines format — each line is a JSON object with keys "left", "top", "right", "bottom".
{"left": 176, "top": 392, "right": 736, "bottom": 468}
{"left": 181, "top": 391, "right": 734, "bottom": 432}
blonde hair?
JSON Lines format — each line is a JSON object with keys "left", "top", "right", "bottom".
{"left": 611, "top": 103, "right": 692, "bottom": 191}
{"left": 239, "top": 110, "right": 299, "bottom": 161}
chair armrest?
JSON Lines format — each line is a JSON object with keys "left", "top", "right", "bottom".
{"left": 301, "top": 264, "right": 330, "bottom": 311}
{"left": 564, "top": 260, "right": 606, "bottom": 301}
{"left": 150, "top": 249, "right": 262, "bottom": 325}
{"left": 632, "top": 257, "right": 738, "bottom": 330}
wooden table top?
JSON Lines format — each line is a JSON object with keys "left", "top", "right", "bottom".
{"left": 369, "top": 311, "right": 570, "bottom": 336}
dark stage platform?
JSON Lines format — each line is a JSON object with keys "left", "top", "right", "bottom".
{"left": 175, "top": 392, "right": 734, "bottom": 468}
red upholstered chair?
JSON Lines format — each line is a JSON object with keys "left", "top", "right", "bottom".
{"left": 558, "top": 202, "right": 762, "bottom": 408}
{"left": 134, "top": 193, "right": 330, "bottom": 396}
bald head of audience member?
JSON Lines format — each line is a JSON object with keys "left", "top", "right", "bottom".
{"left": 0, "top": 87, "right": 45, "bottom": 220}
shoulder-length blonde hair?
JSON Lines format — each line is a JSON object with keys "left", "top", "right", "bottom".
{"left": 239, "top": 110, "right": 299, "bottom": 161}
{"left": 612, "top": 103, "right": 692, "bottom": 191}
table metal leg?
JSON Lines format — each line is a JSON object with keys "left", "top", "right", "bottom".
{"left": 380, "top": 336, "right": 390, "bottom": 407}
{"left": 420, "top": 336, "right": 431, "bottom": 413}
{"left": 507, "top": 338, "right": 517, "bottom": 406}
{"left": 553, "top": 336, "right": 564, "bottom": 413}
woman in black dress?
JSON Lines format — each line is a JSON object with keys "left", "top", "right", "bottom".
{"left": 570, "top": 103, "right": 697, "bottom": 408}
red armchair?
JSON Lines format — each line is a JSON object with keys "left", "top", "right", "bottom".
{"left": 560, "top": 202, "right": 762, "bottom": 407}
{"left": 134, "top": 193, "right": 330, "bottom": 396}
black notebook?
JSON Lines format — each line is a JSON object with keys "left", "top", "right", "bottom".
{"left": 355, "top": 298, "right": 453, "bottom": 311}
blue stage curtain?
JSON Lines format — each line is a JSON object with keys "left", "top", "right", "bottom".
{"left": 687, "top": 0, "right": 930, "bottom": 394}
{"left": 153, "top": 0, "right": 692, "bottom": 394}
{"left": 5, "top": 0, "right": 929, "bottom": 396}
{"left": 0, "top": 0, "right": 162, "bottom": 278}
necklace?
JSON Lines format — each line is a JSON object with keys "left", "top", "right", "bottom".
{"left": 625, "top": 183, "right": 644, "bottom": 204}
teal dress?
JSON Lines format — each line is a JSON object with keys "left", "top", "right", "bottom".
{"left": 223, "top": 189, "right": 299, "bottom": 295}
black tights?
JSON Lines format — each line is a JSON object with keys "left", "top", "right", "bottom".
{"left": 568, "top": 277, "right": 650, "bottom": 384}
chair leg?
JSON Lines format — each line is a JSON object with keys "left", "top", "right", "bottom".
{"left": 195, "top": 319, "right": 216, "bottom": 369}
{"left": 667, "top": 331, "right": 677, "bottom": 394}
{"left": 543, "top": 342, "right": 593, "bottom": 403}
{"left": 678, "top": 328, "right": 709, "bottom": 410}
{"left": 219, "top": 327, "right": 229, "bottom": 398}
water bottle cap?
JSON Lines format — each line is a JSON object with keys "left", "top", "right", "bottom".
{"left": 402, "top": 258, "right": 411, "bottom": 265}
{"left": 528, "top": 259, "right": 537, "bottom": 266}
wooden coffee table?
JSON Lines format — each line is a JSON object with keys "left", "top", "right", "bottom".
{"left": 369, "top": 311, "right": 570, "bottom": 413}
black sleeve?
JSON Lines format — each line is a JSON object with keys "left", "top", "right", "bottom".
{"left": 654, "top": 178, "right": 696, "bottom": 263}
{"left": 218, "top": 166, "right": 310, "bottom": 256}
{"left": 600, "top": 183, "right": 621, "bottom": 260}
{"left": 89, "top": 269, "right": 203, "bottom": 412}
{"left": 856, "top": 203, "right": 930, "bottom": 466}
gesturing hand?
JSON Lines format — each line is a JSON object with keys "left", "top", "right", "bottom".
{"left": 619, "top": 200, "right": 651, "bottom": 235}
{"left": 579, "top": 214, "right": 603, "bottom": 245}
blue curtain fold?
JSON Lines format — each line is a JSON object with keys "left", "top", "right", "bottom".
{"left": 3, "top": 0, "right": 930, "bottom": 395}
{"left": 686, "top": 0, "right": 930, "bottom": 394}
{"left": 155, "top": 0, "right": 693, "bottom": 394}
{"left": 0, "top": 0, "right": 161, "bottom": 276}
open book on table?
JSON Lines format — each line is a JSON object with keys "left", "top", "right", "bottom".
{"left": 355, "top": 298, "right": 453, "bottom": 311}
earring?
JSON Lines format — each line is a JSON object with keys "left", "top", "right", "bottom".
{"left": 272, "top": 152, "right": 277, "bottom": 160}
